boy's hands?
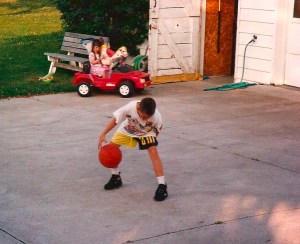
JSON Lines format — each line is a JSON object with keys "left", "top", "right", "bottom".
{"left": 98, "top": 117, "right": 117, "bottom": 149}
{"left": 98, "top": 134, "right": 107, "bottom": 149}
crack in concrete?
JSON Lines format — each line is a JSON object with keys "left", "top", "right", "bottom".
{"left": 124, "top": 207, "right": 300, "bottom": 243}
{"left": 166, "top": 134, "right": 299, "bottom": 174}
{"left": 0, "top": 227, "right": 26, "bottom": 244}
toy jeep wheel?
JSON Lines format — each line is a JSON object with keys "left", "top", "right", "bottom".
{"left": 118, "top": 81, "right": 134, "bottom": 98}
{"left": 77, "top": 82, "right": 93, "bottom": 97}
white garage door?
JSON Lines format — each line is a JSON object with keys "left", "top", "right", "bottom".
{"left": 285, "top": 0, "right": 300, "bottom": 87}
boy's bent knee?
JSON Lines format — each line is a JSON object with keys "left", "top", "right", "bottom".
{"left": 147, "top": 146, "right": 159, "bottom": 157}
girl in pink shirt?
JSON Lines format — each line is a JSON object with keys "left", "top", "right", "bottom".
{"left": 89, "top": 39, "right": 107, "bottom": 77}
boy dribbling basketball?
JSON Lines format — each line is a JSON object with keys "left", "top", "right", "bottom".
{"left": 98, "top": 97, "right": 168, "bottom": 201}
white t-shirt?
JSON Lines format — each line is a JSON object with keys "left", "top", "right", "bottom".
{"left": 113, "top": 101, "right": 162, "bottom": 137}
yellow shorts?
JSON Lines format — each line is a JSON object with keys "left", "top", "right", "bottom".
{"left": 111, "top": 132, "right": 158, "bottom": 150}
{"left": 111, "top": 132, "right": 138, "bottom": 148}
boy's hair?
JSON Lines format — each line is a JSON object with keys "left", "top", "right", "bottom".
{"left": 139, "top": 97, "right": 156, "bottom": 116}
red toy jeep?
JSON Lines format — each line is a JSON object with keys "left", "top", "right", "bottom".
{"left": 72, "top": 68, "right": 152, "bottom": 98}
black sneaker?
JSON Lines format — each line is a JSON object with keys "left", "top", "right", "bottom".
{"left": 154, "top": 184, "right": 168, "bottom": 201}
{"left": 104, "top": 174, "right": 122, "bottom": 190}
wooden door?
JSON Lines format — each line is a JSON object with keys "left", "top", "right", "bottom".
{"left": 203, "top": 0, "right": 236, "bottom": 76}
{"left": 148, "top": 0, "right": 201, "bottom": 83}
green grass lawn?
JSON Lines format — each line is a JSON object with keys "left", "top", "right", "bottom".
{"left": 0, "top": 0, "right": 75, "bottom": 99}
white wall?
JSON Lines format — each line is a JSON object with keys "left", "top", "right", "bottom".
{"left": 234, "top": 0, "right": 277, "bottom": 84}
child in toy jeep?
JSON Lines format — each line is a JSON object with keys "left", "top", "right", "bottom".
{"left": 72, "top": 64, "right": 152, "bottom": 98}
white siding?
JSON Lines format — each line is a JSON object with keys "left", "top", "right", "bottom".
{"left": 240, "top": 0, "right": 276, "bottom": 10}
{"left": 235, "top": 0, "right": 277, "bottom": 84}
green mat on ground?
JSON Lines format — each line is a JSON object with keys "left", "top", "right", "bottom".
{"left": 204, "top": 82, "right": 256, "bottom": 91}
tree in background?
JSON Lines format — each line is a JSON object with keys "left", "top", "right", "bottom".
{"left": 56, "top": 0, "right": 149, "bottom": 55}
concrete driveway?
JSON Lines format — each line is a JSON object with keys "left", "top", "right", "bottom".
{"left": 0, "top": 77, "right": 299, "bottom": 244}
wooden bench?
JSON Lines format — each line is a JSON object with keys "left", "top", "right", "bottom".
{"left": 44, "top": 32, "right": 109, "bottom": 74}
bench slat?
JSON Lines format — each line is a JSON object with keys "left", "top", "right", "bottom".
{"left": 61, "top": 34, "right": 109, "bottom": 55}
{"left": 63, "top": 35, "right": 109, "bottom": 45}
{"left": 61, "top": 41, "right": 88, "bottom": 49}
{"left": 44, "top": 53, "right": 88, "bottom": 63}
{"left": 63, "top": 36, "right": 80, "bottom": 43}
{"left": 64, "top": 32, "right": 109, "bottom": 43}
{"left": 54, "top": 62, "right": 83, "bottom": 72}
{"left": 60, "top": 46, "right": 89, "bottom": 56}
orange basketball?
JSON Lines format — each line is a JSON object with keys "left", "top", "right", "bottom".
{"left": 99, "top": 144, "right": 122, "bottom": 168}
